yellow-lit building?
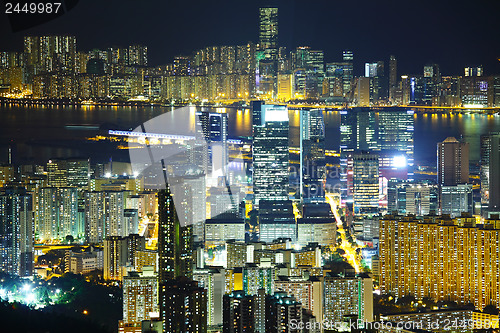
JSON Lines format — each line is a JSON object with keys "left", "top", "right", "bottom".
{"left": 225, "top": 267, "right": 243, "bottom": 294}
{"left": 379, "top": 214, "right": 500, "bottom": 310}
{"left": 89, "top": 177, "right": 143, "bottom": 194}
{"left": 277, "top": 73, "right": 293, "bottom": 101}
{"left": 0, "top": 165, "right": 15, "bottom": 187}
{"left": 294, "top": 247, "right": 322, "bottom": 268}
{"left": 134, "top": 249, "right": 158, "bottom": 272}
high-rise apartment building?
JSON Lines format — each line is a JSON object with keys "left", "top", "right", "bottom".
{"left": 193, "top": 268, "right": 226, "bottom": 326}
{"left": 127, "top": 45, "right": 148, "bottom": 67}
{"left": 274, "top": 276, "right": 323, "bottom": 322}
{"left": 120, "top": 267, "right": 158, "bottom": 330}
{"left": 158, "top": 187, "right": 192, "bottom": 282}
{"left": 265, "top": 292, "right": 304, "bottom": 333}
{"left": 103, "top": 234, "right": 145, "bottom": 281}
{"left": 323, "top": 273, "right": 373, "bottom": 326}
{"left": 379, "top": 214, "right": 500, "bottom": 310}
{"left": 24, "top": 35, "right": 77, "bottom": 75}
{"left": 0, "top": 187, "right": 33, "bottom": 276}
{"left": 104, "top": 235, "right": 128, "bottom": 281}
{"left": 38, "top": 187, "right": 79, "bottom": 241}
{"left": 223, "top": 290, "right": 255, "bottom": 333}
{"left": 84, "top": 191, "right": 129, "bottom": 243}
{"left": 160, "top": 277, "right": 207, "bottom": 333}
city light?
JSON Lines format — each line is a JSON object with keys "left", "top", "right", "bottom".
{"left": 0, "top": 3, "right": 499, "bottom": 333}
{"left": 393, "top": 155, "right": 407, "bottom": 168}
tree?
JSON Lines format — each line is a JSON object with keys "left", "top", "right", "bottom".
{"left": 65, "top": 235, "right": 74, "bottom": 244}
{"left": 483, "top": 304, "right": 499, "bottom": 315}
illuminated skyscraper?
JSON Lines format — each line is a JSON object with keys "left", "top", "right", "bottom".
{"left": 389, "top": 55, "right": 397, "bottom": 103}
{"left": 242, "top": 264, "right": 275, "bottom": 296}
{"left": 378, "top": 109, "right": 415, "bottom": 179}
{"left": 193, "top": 268, "right": 226, "bottom": 326}
{"left": 277, "top": 73, "right": 293, "bottom": 101}
{"left": 157, "top": 187, "right": 207, "bottom": 331}
{"left": 292, "top": 47, "right": 324, "bottom": 98}
{"left": 352, "top": 152, "right": 379, "bottom": 216}
{"left": 127, "top": 45, "right": 148, "bottom": 67}
{"left": 460, "top": 76, "right": 489, "bottom": 107}
{"left": 67, "top": 159, "right": 90, "bottom": 188}
{"left": 325, "top": 61, "right": 352, "bottom": 98}
{"left": 158, "top": 187, "right": 193, "bottom": 283}
{"left": 45, "top": 159, "right": 89, "bottom": 189}
{"left": 297, "top": 203, "right": 337, "bottom": 247}
{"left": 481, "top": 132, "right": 500, "bottom": 213}
{"left": 259, "top": 7, "right": 278, "bottom": 60}
{"left": 422, "top": 63, "right": 440, "bottom": 105}
{"left": 252, "top": 103, "right": 289, "bottom": 206}
{"left": 0, "top": 165, "right": 15, "bottom": 187}
{"left": 342, "top": 50, "right": 354, "bottom": 97}
{"left": 274, "top": 276, "right": 323, "bottom": 322}
{"left": 300, "top": 109, "right": 325, "bottom": 202}
{"left": 364, "top": 61, "right": 387, "bottom": 104}
{"left": 104, "top": 234, "right": 145, "bottom": 281}
{"left": 357, "top": 76, "right": 371, "bottom": 106}
{"left": 197, "top": 111, "right": 229, "bottom": 180}
{"left": 340, "top": 109, "right": 378, "bottom": 153}
{"left": 0, "top": 187, "right": 33, "bottom": 277}
{"left": 339, "top": 109, "right": 377, "bottom": 207}
{"left": 46, "top": 160, "right": 68, "bottom": 187}
{"left": 493, "top": 76, "right": 500, "bottom": 107}
{"left": 104, "top": 236, "right": 127, "bottom": 281}
{"left": 85, "top": 191, "right": 106, "bottom": 243}
{"left": 105, "top": 191, "right": 126, "bottom": 237}
{"left": 173, "top": 56, "right": 191, "bottom": 76}
{"left": 387, "top": 180, "right": 439, "bottom": 216}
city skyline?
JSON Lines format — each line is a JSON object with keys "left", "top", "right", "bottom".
{"left": 1, "top": 3, "right": 500, "bottom": 333}
{"left": 1, "top": 0, "right": 500, "bottom": 75}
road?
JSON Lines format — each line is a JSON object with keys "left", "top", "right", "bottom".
{"left": 325, "top": 193, "right": 362, "bottom": 273}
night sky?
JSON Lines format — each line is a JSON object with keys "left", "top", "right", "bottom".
{"left": 1, "top": 0, "right": 499, "bottom": 76}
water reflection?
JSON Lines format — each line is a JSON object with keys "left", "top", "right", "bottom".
{"left": 0, "top": 105, "right": 498, "bottom": 165}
